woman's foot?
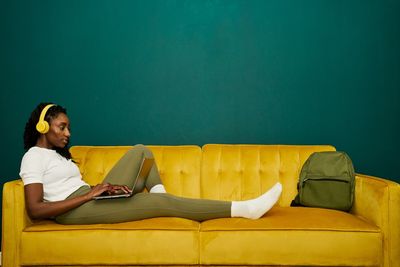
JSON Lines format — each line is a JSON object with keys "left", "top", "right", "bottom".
{"left": 231, "top": 182, "right": 282, "bottom": 219}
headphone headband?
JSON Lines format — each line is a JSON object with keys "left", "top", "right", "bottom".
{"left": 36, "top": 104, "right": 56, "bottom": 134}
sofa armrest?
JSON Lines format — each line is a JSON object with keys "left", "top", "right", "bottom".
{"left": 2, "top": 179, "right": 32, "bottom": 267}
{"left": 351, "top": 174, "right": 400, "bottom": 267}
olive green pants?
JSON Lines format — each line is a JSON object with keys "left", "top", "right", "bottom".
{"left": 56, "top": 145, "right": 231, "bottom": 224}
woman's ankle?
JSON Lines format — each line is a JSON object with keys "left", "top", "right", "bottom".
{"left": 150, "top": 184, "right": 167, "bottom": 193}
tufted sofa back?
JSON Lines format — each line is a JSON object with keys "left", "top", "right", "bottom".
{"left": 201, "top": 144, "right": 335, "bottom": 206}
{"left": 70, "top": 144, "right": 335, "bottom": 207}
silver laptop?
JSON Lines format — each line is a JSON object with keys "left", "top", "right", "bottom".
{"left": 93, "top": 158, "right": 155, "bottom": 200}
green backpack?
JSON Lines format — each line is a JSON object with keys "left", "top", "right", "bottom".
{"left": 291, "top": 151, "right": 355, "bottom": 211}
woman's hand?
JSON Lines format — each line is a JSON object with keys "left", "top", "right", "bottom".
{"left": 108, "top": 184, "right": 132, "bottom": 194}
{"left": 85, "top": 183, "right": 112, "bottom": 199}
{"left": 85, "top": 183, "right": 132, "bottom": 199}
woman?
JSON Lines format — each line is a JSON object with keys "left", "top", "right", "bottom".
{"left": 20, "top": 103, "right": 282, "bottom": 224}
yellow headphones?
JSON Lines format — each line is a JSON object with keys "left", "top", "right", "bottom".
{"left": 36, "top": 104, "right": 56, "bottom": 134}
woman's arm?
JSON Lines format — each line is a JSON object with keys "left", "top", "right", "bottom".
{"left": 24, "top": 183, "right": 110, "bottom": 220}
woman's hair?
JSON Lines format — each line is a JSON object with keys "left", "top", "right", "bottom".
{"left": 23, "top": 102, "right": 72, "bottom": 159}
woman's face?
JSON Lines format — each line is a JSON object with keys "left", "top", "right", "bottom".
{"left": 46, "top": 113, "right": 71, "bottom": 148}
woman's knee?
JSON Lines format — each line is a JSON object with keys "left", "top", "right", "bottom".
{"left": 134, "top": 144, "right": 146, "bottom": 149}
{"left": 128, "top": 144, "right": 153, "bottom": 157}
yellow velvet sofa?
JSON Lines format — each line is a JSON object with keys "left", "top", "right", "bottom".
{"left": 2, "top": 144, "right": 400, "bottom": 267}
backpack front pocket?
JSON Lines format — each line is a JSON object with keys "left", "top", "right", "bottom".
{"left": 300, "top": 177, "right": 352, "bottom": 211}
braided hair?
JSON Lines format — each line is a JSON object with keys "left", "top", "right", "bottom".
{"left": 23, "top": 103, "right": 72, "bottom": 159}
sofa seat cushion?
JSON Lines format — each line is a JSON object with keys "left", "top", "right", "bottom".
{"left": 21, "top": 218, "right": 200, "bottom": 266}
{"left": 200, "top": 207, "right": 381, "bottom": 266}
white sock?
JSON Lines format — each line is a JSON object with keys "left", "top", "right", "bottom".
{"left": 149, "top": 184, "right": 167, "bottom": 193}
{"left": 231, "top": 182, "right": 282, "bottom": 219}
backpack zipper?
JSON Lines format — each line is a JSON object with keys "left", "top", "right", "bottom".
{"left": 302, "top": 177, "right": 350, "bottom": 187}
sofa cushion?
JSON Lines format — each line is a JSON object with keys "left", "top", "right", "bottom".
{"left": 201, "top": 144, "right": 336, "bottom": 206}
{"left": 199, "top": 206, "right": 381, "bottom": 266}
{"left": 21, "top": 218, "right": 200, "bottom": 265}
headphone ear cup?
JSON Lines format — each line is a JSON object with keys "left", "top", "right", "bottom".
{"left": 36, "top": 121, "right": 50, "bottom": 134}
{"left": 36, "top": 103, "right": 55, "bottom": 134}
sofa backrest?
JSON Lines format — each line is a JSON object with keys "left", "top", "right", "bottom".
{"left": 201, "top": 144, "right": 335, "bottom": 206}
{"left": 70, "top": 144, "right": 335, "bottom": 206}
{"left": 70, "top": 145, "right": 202, "bottom": 198}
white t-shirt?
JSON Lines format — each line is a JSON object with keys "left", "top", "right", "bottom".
{"left": 19, "top": 146, "right": 89, "bottom": 202}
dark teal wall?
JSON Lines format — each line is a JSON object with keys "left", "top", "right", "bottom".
{"left": 1, "top": 0, "right": 399, "bottom": 191}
